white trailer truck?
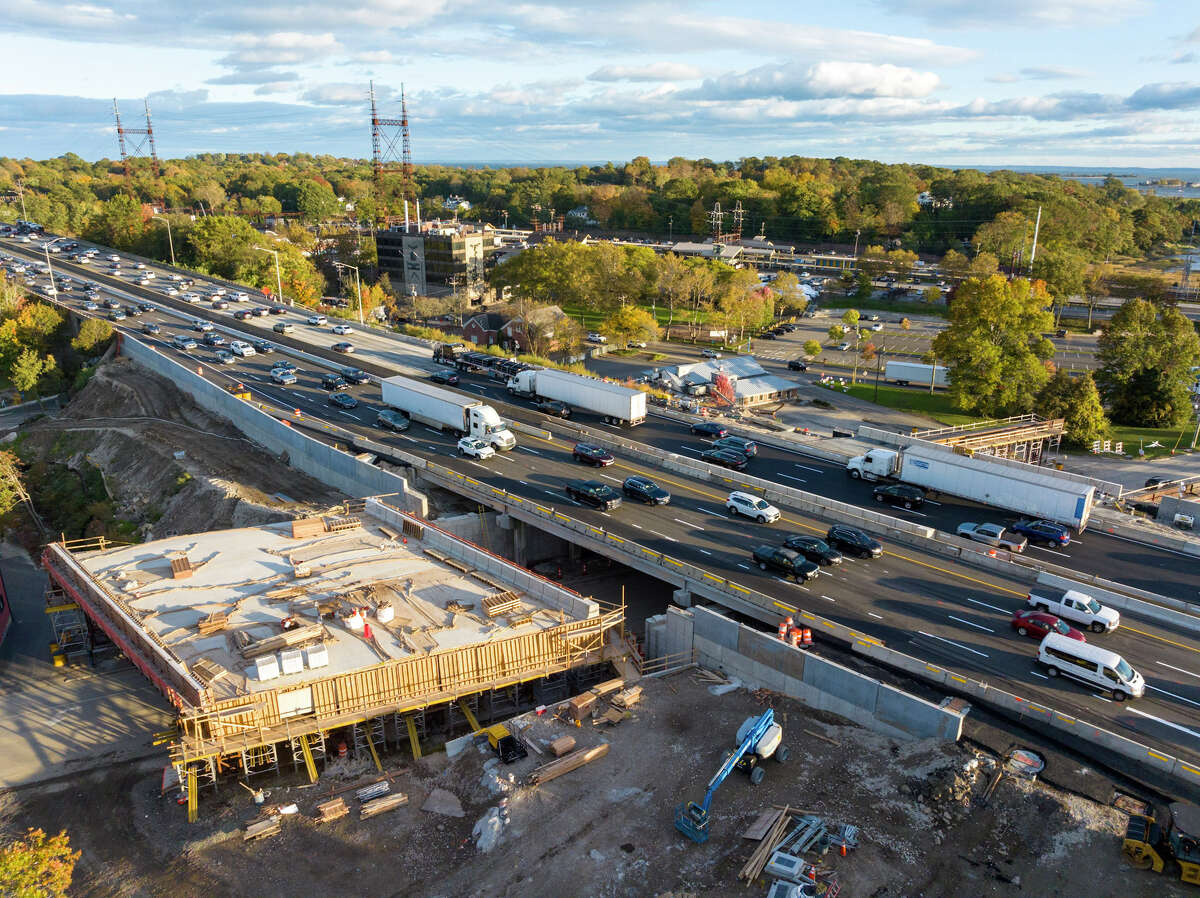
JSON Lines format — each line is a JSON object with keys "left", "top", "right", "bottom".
{"left": 885, "top": 361, "right": 949, "bottom": 388}
{"left": 846, "top": 445, "right": 1094, "bottom": 528}
{"left": 380, "top": 375, "right": 516, "bottom": 451}
{"left": 506, "top": 369, "right": 647, "bottom": 426}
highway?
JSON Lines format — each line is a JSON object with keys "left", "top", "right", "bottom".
{"left": 8, "top": 236, "right": 1200, "bottom": 766}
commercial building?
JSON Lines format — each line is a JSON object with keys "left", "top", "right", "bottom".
{"left": 655, "top": 356, "right": 799, "bottom": 408}
{"left": 377, "top": 221, "right": 489, "bottom": 298}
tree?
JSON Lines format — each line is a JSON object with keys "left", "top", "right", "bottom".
{"left": 861, "top": 342, "right": 878, "bottom": 362}
{"left": 841, "top": 309, "right": 861, "bottom": 330}
{"left": 940, "top": 249, "right": 969, "bottom": 279}
{"left": 1096, "top": 299, "right": 1200, "bottom": 427}
{"left": 770, "top": 272, "right": 807, "bottom": 316}
{"left": 853, "top": 271, "right": 873, "bottom": 301}
{"left": 10, "top": 348, "right": 47, "bottom": 398}
{"left": 967, "top": 252, "right": 1000, "bottom": 279}
{"left": 923, "top": 286, "right": 942, "bottom": 305}
{"left": 1034, "top": 244, "right": 1087, "bottom": 325}
{"left": 71, "top": 318, "right": 113, "bottom": 353}
{"left": 827, "top": 325, "right": 845, "bottom": 343}
{"left": 803, "top": 339, "right": 822, "bottom": 358}
{"left": 900, "top": 318, "right": 911, "bottom": 330}
{"left": 0, "top": 828, "right": 78, "bottom": 898}
{"left": 931, "top": 275, "right": 1055, "bottom": 416}
{"left": 600, "top": 305, "right": 659, "bottom": 347}
{"left": 1035, "top": 371, "right": 1109, "bottom": 448}
{"left": 295, "top": 180, "right": 341, "bottom": 224}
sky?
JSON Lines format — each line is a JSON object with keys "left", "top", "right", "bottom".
{"left": 1, "top": 0, "right": 1198, "bottom": 167}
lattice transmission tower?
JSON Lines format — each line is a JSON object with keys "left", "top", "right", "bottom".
{"left": 369, "top": 81, "right": 415, "bottom": 222}
{"left": 112, "top": 99, "right": 160, "bottom": 180}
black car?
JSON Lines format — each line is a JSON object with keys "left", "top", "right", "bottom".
{"left": 140, "top": 322, "right": 161, "bottom": 335}
{"left": 430, "top": 371, "right": 459, "bottom": 385}
{"left": 565, "top": 480, "right": 622, "bottom": 510}
{"left": 272, "top": 360, "right": 297, "bottom": 376}
{"left": 341, "top": 367, "right": 371, "bottom": 385}
{"left": 202, "top": 333, "right": 226, "bottom": 347}
{"left": 320, "top": 373, "right": 348, "bottom": 390}
{"left": 233, "top": 309, "right": 252, "bottom": 320}
{"left": 787, "top": 359, "right": 808, "bottom": 371}
{"left": 252, "top": 306, "right": 270, "bottom": 317}
{"left": 780, "top": 324, "right": 797, "bottom": 333}
{"left": 252, "top": 340, "right": 274, "bottom": 354}
{"left": 783, "top": 534, "right": 842, "bottom": 565}
{"left": 328, "top": 391, "right": 359, "bottom": 409}
{"left": 124, "top": 305, "right": 143, "bottom": 317}
{"left": 104, "top": 298, "right": 122, "bottom": 310}
{"left": 1144, "top": 476, "right": 1168, "bottom": 489}
{"left": 137, "top": 301, "right": 154, "bottom": 312}
{"left": 621, "top": 475, "right": 670, "bottom": 505}
{"left": 825, "top": 524, "right": 883, "bottom": 558}
{"left": 872, "top": 483, "right": 926, "bottom": 510}
{"left": 691, "top": 421, "right": 728, "bottom": 439}
{"left": 712, "top": 436, "right": 757, "bottom": 458}
{"left": 573, "top": 443, "right": 614, "bottom": 466}
{"left": 534, "top": 399, "right": 571, "bottom": 418}
{"left": 701, "top": 448, "right": 748, "bottom": 470}
{"left": 758, "top": 332, "right": 777, "bottom": 340}
{"left": 752, "top": 545, "right": 819, "bottom": 582}
{"left": 269, "top": 305, "right": 288, "bottom": 315}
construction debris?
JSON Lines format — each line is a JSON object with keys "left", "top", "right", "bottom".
{"left": 739, "top": 805, "right": 794, "bottom": 882}
{"left": 743, "top": 808, "right": 784, "bottom": 841}
{"left": 360, "top": 792, "right": 409, "bottom": 819}
{"left": 611, "top": 686, "right": 643, "bottom": 710}
{"left": 243, "top": 816, "right": 282, "bottom": 841}
{"left": 529, "top": 743, "right": 609, "bottom": 785}
{"left": 355, "top": 781, "right": 391, "bottom": 803}
{"left": 548, "top": 736, "right": 577, "bottom": 757}
{"left": 315, "top": 798, "right": 349, "bottom": 823}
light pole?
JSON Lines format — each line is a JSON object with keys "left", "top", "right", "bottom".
{"left": 43, "top": 236, "right": 64, "bottom": 297}
{"left": 853, "top": 228, "right": 861, "bottom": 260}
{"left": 333, "top": 261, "right": 365, "bottom": 325}
{"left": 152, "top": 215, "right": 175, "bottom": 267}
{"left": 254, "top": 246, "right": 287, "bottom": 306}
{"left": 874, "top": 350, "right": 885, "bottom": 402}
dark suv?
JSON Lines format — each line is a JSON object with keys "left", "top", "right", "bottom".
{"left": 712, "top": 436, "right": 757, "bottom": 458}
{"left": 826, "top": 524, "right": 883, "bottom": 558}
{"left": 572, "top": 443, "right": 614, "bottom": 466}
{"left": 752, "top": 545, "right": 819, "bottom": 582}
{"left": 621, "top": 476, "right": 670, "bottom": 505}
{"left": 320, "top": 373, "right": 348, "bottom": 391}
{"left": 783, "top": 534, "right": 842, "bottom": 565}
{"left": 872, "top": 483, "right": 926, "bottom": 510}
{"left": 690, "top": 421, "right": 728, "bottom": 439}
{"left": 565, "top": 480, "right": 622, "bottom": 510}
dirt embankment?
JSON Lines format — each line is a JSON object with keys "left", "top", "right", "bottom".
{"left": 14, "top": 357, "right": 345, "bottom": 540}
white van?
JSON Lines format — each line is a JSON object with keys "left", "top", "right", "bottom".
{"left": 726, "top": 491, "right": 781, "bottom": 524}
{"left": 1037, "top": 632, "right": 1144, "bottom": 701}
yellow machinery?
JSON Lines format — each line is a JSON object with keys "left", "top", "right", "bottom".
{"left": 481, "top": 724, "right": 527, "bottom": 764}
{"left": 224, "top": 382, "right": 251, "bottom": 400}
{"left": 1123, "top": 801, "right": 1200, "bottom": 884}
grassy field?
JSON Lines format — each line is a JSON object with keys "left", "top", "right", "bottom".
{"left": 819, "top": 295, "right": 947, "bottom": 319}
{"left": 836, "top": 383, "right": 981, "bottom": 426}
{"left": 1108, "top": 424, "right": 1198, "bottom": 459}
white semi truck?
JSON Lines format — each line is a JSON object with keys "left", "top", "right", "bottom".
{"left": 506, "top": 369, "right": 647, "bottom": 426}
{"left": 846, "top": 445, "right": 1095, "bottom": 529}
{"left": 380, "top": 375, "right": 516, "bottom": 451}
{"left": 885, "top": 361, "right": 949, "bottom": 388}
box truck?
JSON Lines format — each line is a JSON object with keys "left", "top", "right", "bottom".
{"left": 885, "top": 361, "right": 949, "bottom": 388}
{"left": 506, "top": 369, "right": 647, "bottom": 426}
{"left": 380, "top": 375, "right": 516, "bottom": 451}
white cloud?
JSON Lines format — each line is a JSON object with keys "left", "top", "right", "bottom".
{"left": 876, "top": 0, "right": 1149, "bottom": 28}
{"left": 1126, "top": 81, "right": 1200, "bottom": 109}
{"left": 225, "top": 31, "right": 341, "bottom": 67}
{"left": 1021, "top": 65, "right": 1088, "bottom": 80}
{"left": 301, "top": 82, "right": 374, "bottom": 106}
{"left": 589, "top": 63, "right": 702, "bottom": 82}
{"left": 694, "top": 61, "right": 941, "bottom": 101}
{"left": 208, "top": 69, "right": 301, "bottom": 86}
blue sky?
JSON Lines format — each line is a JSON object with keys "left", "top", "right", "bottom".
{"left": 1, "top": 0, "right": 1198, "bottom": 166}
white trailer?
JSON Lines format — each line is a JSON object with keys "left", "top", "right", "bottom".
{"left": 380, "top": 375, "right": 516, "bottom": 451}
{"left": 506, "top": 369, "right": 647, "bottom": 426}
{"left": 885, "top": 361, "right": 949, "bottom": 388}
{"left": 846, "top": 444, "right": 1094, "bottom": 528}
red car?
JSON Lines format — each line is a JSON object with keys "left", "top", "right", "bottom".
{"left": 1010, "top": 609, "right": 1085, "bottom": 642}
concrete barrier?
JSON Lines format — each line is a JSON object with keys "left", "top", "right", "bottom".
{"left": 1035, "top": 572, "right": 1200, "bottom": 634}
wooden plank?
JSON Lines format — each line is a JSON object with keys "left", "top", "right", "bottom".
{"left": 742, "top": 809, "right": 783, "bottom": 841}
{"left": 243, "top": 817, "right": 281, "bottom": 841}
{"left": 589, "top": 678, "right": 625, "bottom": 698}
{"left": 566, "top": 693, "right": 595, "bottom": 721}
{"left": 316, "top": 797, "right": 348, "bottom": 822}
{"left": 360, "top": 792, "right": 408, "bottom": 819}
{"left": 549, "top": 736, "right": 576, "bottom": 757}
{"left": 290, "top": 517, "right": 326, "bottom": 539}
{"left": 530, "top": 743, "right": 609, "bottom": 785}
{"left": 612, "top": 686, "right": 642, "bottom": 709}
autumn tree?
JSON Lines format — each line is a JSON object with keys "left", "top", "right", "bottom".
{"left": 600, "top": 305, "right": 659, "bottom": 346}
{"left": 0, "top": 828, "right": 79, "bottom": 898}
{"left": 940, "top": 249, "right": 970, "bottom": 279}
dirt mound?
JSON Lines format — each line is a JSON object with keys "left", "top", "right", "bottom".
{"left": 18, "top": 357, "right": 345, "bottom": 539}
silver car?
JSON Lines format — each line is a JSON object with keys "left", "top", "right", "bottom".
{"left": 956, "top": 522, "right": 1027, "bottom": 553}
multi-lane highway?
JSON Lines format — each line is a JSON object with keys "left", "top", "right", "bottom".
{"left": 8, "top": 235, "right": 1200, "bottom": 766}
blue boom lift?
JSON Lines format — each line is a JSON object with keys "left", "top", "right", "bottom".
{"left": 675, "top": 709, "right": 789, "bottom": 843}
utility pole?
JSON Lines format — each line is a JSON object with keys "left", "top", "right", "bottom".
{"left": 255, "top": 246, "right": 286, "bottom": 306}
{"left": 15, "top": 180, "right": 27, "bottom": 220}
{"left": 334, "top": 261, "right": 365, "bottom": 325}
{"left": 668, "top": 215, "right": 673, "bottom": 242}
{"left": 43, "top": 237, "right": 63, "bottom": 298}
{"left": 1027, "top": 205, "right": 1043, "bottom": 275}
{"left": 853, "top": 228, "right": 861, "bottom": 259}
{"left": 152, "top": 215, "right": 175, "bottom": 267}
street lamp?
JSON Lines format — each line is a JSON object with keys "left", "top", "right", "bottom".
{"left": 874, "top": 350, "right": 885, "bottom": 402}
{"left": 254, "top": 246, "right": 287, "bottom": 306}
{"left": 332, "top": 261, "right": 365, "bottom": 325}
{"left": 43, "top": 236, "right": 64, "bottom": 297}
{"left": 152, "top": 215, "right": 175, "bottom": 267}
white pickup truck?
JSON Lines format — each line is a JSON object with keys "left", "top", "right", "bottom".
{"left": 1026, "top": 586, "right": 1119, "bottom": 633}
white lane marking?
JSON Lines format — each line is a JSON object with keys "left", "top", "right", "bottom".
{"left": 1030, "top": 671, "right": 1049, "bottom": 680}
{"left": 630, "top": 523, "right": 642, "bottom": 529}
{"left": 426, "top": 445, "right": 438, "bottom": 452}
{"left": 397, "top": 434, "right": 416, "bottom": 442}
{"left": 674, "top": 518, "right": 704, "bottom": 529}
{"left": 648, "top": 530, "right": 678, "bottom": 542}
{"left": 466, "top": 461, "right": 488, "bottom": 470}
{"left": 916, "top": 630, "right": 989, "bottom": 658}
{"left": 968, "top": 598, "right": 1009, "bottom": 614}
{"left": 1156, "top": 661, "right": 1200, "bottom": 681}
{"left": 924, "top": 499, "right": 942, "bottom": 506}
{"left": 517, "top": 479, "right": 528, "bottom": 485}
{"left": 599, "top": 512, "right": 611, "bottom": 518}
{"left": 1093, "top": 694, "right": 1113, "bottom": 703}
{"left": 1030, "top": 546, "right": 1072, "bottom": 558}
{"left": 779, "top": 474, "right": 808, "bottom": 484}
{"left": 897, "top": 508, "right": 928, "bottom": 517}
{"left": 948, "top": 614, "right": 994, "bottom": 633}
{"left": 519, "top": 446, "right": 542, "bottom": 456}
{"left": 789, "top": 582, "right": 811, "bottom": 591}
{"left": 337, "top": 411, "right": 360, "bottom": 421}
{"left": 1128, "top": 707, "right": 1200, "bottom": 740}
{"left": 737, "top": 563, "right": 751, "bottom": 570}
{"left": 794, "top": 463, "right": 823, "bottom": 473}
{"left": 422, "top": 426, "right": 440, "bottom": 435}
{"left": 819, "top": 594, "right": 836, "bottom": 603}
{"left": 701, "top": 508, "right": 727, "bottom": 518}
{"left": 287, "top": 391, "right": 304, "bottom": 399}
{"left": 867, "top": 611, "right": 883, "bottom": 619}
{"left": 600, "top": 474, "right": 622, "bottom": 483}
{"left": 678, "top": 445, "right": 702, "bottom": 454}
{"left": 1147, "top": 684, "right": 1200, "bottom": 710}
{"left": 541, "top": 489, "right": 558, "bottom": 497}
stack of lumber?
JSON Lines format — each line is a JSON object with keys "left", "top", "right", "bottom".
{"left": 190, "top": 657, "right": 229, "bottom": 688}
{"left": 315, "top": 797, "right": 348, "bottom": 823}
{"left": 243, "top": 817, "right": 282, "bottom": 841}
{"left": 355, "top": 781, "right": 391, "bottom": 802}
{"left": 197, "top": 612, "right": 228, "bottom": 636}
{"left": 548, "top": 736, "right": 577, "bottom": 757}
{"left": 612, "top": 686, "right": 643, "bottom": 710}
{"left": 360, "top": 793, "right": 408, "bottom": 819}
{"left": 290, "top": 517, "right": 326, "bottom": 539}
{"left": 239, "top": 622, "right": 325, "bottom": 659}
{"left": 739, "top": 806, "right": 796, "bottom": 883}
{"left": 529, "top": 743, "right": 609, "bottom": 785}
{"left": 483, "top": 591, "right": 521, "bottom": 617}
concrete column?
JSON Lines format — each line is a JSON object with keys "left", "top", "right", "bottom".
{"left": 673, "top": 587, "right": 692, "bottom": 608}
{"left": 568, "top": 541, "right": 581, "bottom": 564}
{"left": 511, "top": 519, "right": 528, "bottom": 567}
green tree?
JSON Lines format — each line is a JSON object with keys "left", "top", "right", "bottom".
{"left": 1096, "top": 299, "right": 1200, "bottom": 426}
{"left": 967, "top": 252, "right": 1000, "bottom": 279}
{"left": 931, "top": 275, "right": 1055, "bottom": 416}
{"left": 940, "top": 249, "right": 969, "bottom": 279}
{"left": 71, "top": 318, "right": 113, "bottom": 353}
{"left": 0, "top": 828, "right": 78, "bottom": 898}
{"left": 853, "top": 271, "right": 873, "bottom": 301}
{"left": 88, "top": 193, "right": 144, "bottom": 250}
{"left": 10, "top": 348, "right": 47, "bottom": 399}
{"left": 841, "top": 309, "right": 861, "bottom": 330}
{"left": 803, "top": 339, "right": 822, "bottom": 358}
{"left": 1035, "top": 370, "right": 1109, "bottom": 448}
{"left": 770, "top": 272, "right": 807, "bottom": 316}
{"left": 827, "top": 325, "right": 845, "bottom": 343}
{"left": 295, "top": 180, "right": 341, "bottom": 223}
{"left": 600, "top": 305, "right": 659, "bottom": 346}
{"left": 923, "top": 286, "right": 943, "bottom": 305}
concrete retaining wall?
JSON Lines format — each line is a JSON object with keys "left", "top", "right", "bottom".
{"left": 121, "top": 336, "right": 429, "bottom": 514}
{"left": 1035, "top": 571, "right": 1200, "bottom": 634}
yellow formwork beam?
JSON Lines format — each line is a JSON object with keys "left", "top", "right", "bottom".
{"left": 186, "top": 766, "right": 198, "bottom": 824}
{"left": 299, "top": 734, "right": 319, "bottom": 783}
{"left": 365, "top": 730, "right": 383, "bottom": 773}
{"left": 456, "top": 700, "right": 481, "bottom": 733}
{"left": 405, "top": 715, "right": 422, "bottom": 760}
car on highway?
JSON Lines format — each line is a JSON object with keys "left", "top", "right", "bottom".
{"left": 251, "top": 340, "right": 275, "bottom": 354}
{"left": 872, "top": 483, "right": 926, "bottom": 510}
{"left": 627, "top": 340, "right": 647, "bottom": 348}
{"left": 456, "top": 436, "right": 495, "bottom": 460}
{"left": 838, "top": 341, "right": 852, "bottom": 351}
{"left": 621, "top": 475, "right": 670, "bottom": 505}
{"left": 701, "top": 349, "right": 721, "bottom": 359}
{"left": 269, "top": 306, "right": 288, "bottom": 315}
{"left": 726, "top": 491, "right": 781, "bottom": 524}
{"left": 701, "top": 447, "right": 749, "bottom": 470}
{"left": 572, "top": 443, "right": 614, "bottom": 467}
{"left": 182, "top": 292, "right": 202, "bottom": 303}
{"left": 231, "top": 292, "right": 249, "bottom": 303}
{"left": 956, "top": 522, "right": 1027, "bottom": 553}
{"left": 585, "top": 332, "right": 607, "bottom": 344}
{"left": 1010, "top": 518, "right": 1071, "bottom": 547}
{"left": 320, "top": 373, "right": 348, "bottom": 391}
{"left": 376, "top": 408, "right": 410, "bottom": 432}
{"left": 214, "top": 349, "right": 235, "bottom": 365}
{"left": 332, "top": 323, "right": 353, "bottom": 335}
{"left": 752, "top": 545, "right": 819, "bottom": 582}
{"left": 825, "top": 524, "right": 882, "bottom": 558}
{"left": 229, "top": 340, "right": 256, "bottom": 358}
{"left": 134, "top": 262, "right": 146, "bottom": 270}
{"left": 565, "top": 480, "right": 621, "bottom": 510}
{"left": 340, "top": 367, "right": 371, "bottom": 385}
{"left": 712, "top": 435, "right": 757, "bottom": 458}
{"left": 870, "top": 323, "right": 883, "bottom": 332}
{"left": 307, "top": 314, "right": 328, "bottom": 326}
{"left": 214, "top": 299, "right": 234, "bottom": 311}
{"left": 121, "top": 305, "right": 142, "bottom": 317}
{"left": 271, "top": 360, "right": 297, "bottom": 375}
{"left": 270, "top": 369, "right": 298, "bottom": 385}
{"left": 331, "top": 342, "right": 355, "bottom": 353}
{"left": 192, "top": 320, "right": 214, "bottom": 332}
{"left": 787, "top": 360, "right": 808, "bottom": 371}
{"left": 430, "top": 370, "right": 459, "bottom": 386}
{"left": 83, "top": 300, "right": 99, "bottom": 311}
{"left": 1010, "top": 609, "right": 1084, "bottom": 642}
{"left": 104, "top": 298, "right": 122, "bottom": 310}
{"left": 137, "top": 322, "right": 160, "bottom": 336}
{"left": 534, "top": 399, "right": 571, "bottom": 418}
{"left": 107, "top": 309, "right": 126, "bottom": 321}
{"left": 328, "top": 391, "right": 358, "bottom": 409}
{"left": 202, "top": 332, "right": 227, "bottom": 347}
{"left": 273, "top": 322, "right": 294, "bottom": 334}
{"left": 137, "top": 302, "right": 154, "bottom": 313}
{"left": 782, "top": 534, "right": 842, "bottom": 565}
{"left": 690, "top": 421, "right": 728, "bottom": 439}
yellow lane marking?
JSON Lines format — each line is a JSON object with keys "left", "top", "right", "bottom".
{"left": 1123, "top": 624, "right": 1200, "bottom": 657}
